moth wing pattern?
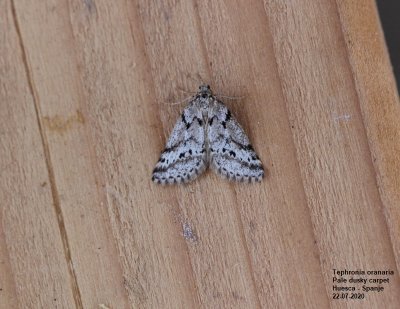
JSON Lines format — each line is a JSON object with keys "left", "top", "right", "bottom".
{"left": 208, "top": 100, "right": 264, "bottom": 182}
{"left": 152, "top": 102, "right": 207, "bottom": 184}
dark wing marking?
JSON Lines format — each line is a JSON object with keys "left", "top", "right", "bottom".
{"left": 208, "top": 100, "right": 264, "bottom": 182}
{"left": 152, "top": 102, "right": 207, "bottom": 184}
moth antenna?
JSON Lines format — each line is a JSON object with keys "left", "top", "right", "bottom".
{"left": 215, "top": 94, "right": 246, "bottom": 101}
{"left": 162, "top": 95, "right": 193, "bottom": 106}
{"left": 177, "top": 87, "right": 197, "bottom": 95}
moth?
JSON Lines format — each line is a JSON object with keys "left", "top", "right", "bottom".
{"left": 152, "top": 85, "right": 264, "bottom": 184}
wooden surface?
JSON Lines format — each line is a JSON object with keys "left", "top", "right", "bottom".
{"left": 1, "top": 0, "right": 399, "bottom": 308}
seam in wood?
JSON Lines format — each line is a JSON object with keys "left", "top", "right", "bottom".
{"left": 192, "top": 2, "right": 262, "bottom": 304}
{"left": 191, "top": 0, "right": 213, "bottom": 84}
{"left": 333, "top": 0, "right": 400, "bottom": 277}
{"left": 175, "top": 202, "right": 203, "bottom": 306}
{"left": 10, "top": 2, "right": 83, "bottom": 308}
{"left": 130, "top": 0, "right": 168, "bottom": 147}
{"left": 261, "top": 3, "right": 332, "bottom": 307}
{"left": 191, "top": 2, "right": 263, "bottom": 306}
{"left": 66, "top": 1, "right": 132, "bottom": 305}
{"left": 0, "top": 213, "right": 20, "bottom": 307}
{"left": 231, "top": 191, "right": 263, "bottom": 309}
{"left": 131, "top": 1, "right": 203, "bottom": 306}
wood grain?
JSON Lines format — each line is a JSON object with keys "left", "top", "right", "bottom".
{"left": 1, "top": 1, "right": 76, "bottom": 307}
{"left": 1, "top": 0, "right": 399, "bottom": 308}
{"left": 336, "top": 0, "right": 400, "bottom": 272}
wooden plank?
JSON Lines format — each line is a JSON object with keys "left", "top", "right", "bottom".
{"left": 136, "top": 1, "right": 263, "bottom": 307}
{"left": 2, "top": 0, "right": 399, "bottom": 307}
{"left": 336, "top": 0, "right": 400, "bottom": 271}
{"left": 10, "top": 0, "right": 131, "bottom": 308}
{"left": 0, "top": 215, "right": 18, "bottom": 309}
{"left": 12, "top": 0, "right": 200, "bottom": 307}
{"left": 265, "top": 0, "right": 400, "bottom": 307}
{"left": 67, "top": 1, "right": 203, "bottom": 307}
{"left": 137, "top": 0, "right": 330, "bottom": 307}
{"left": 196, "top": 2, "right": 332, "bottom": 307}
{"left": 0, "top": 1, "right": 76, "bottom": 308}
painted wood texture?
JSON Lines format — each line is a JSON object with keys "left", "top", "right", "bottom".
{"left": 1, "top": 0, "right": 399, "bottom": 308}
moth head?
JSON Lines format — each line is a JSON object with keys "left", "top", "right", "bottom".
{"left": 198, "top": 84, "right": 212, "bottom": 99}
